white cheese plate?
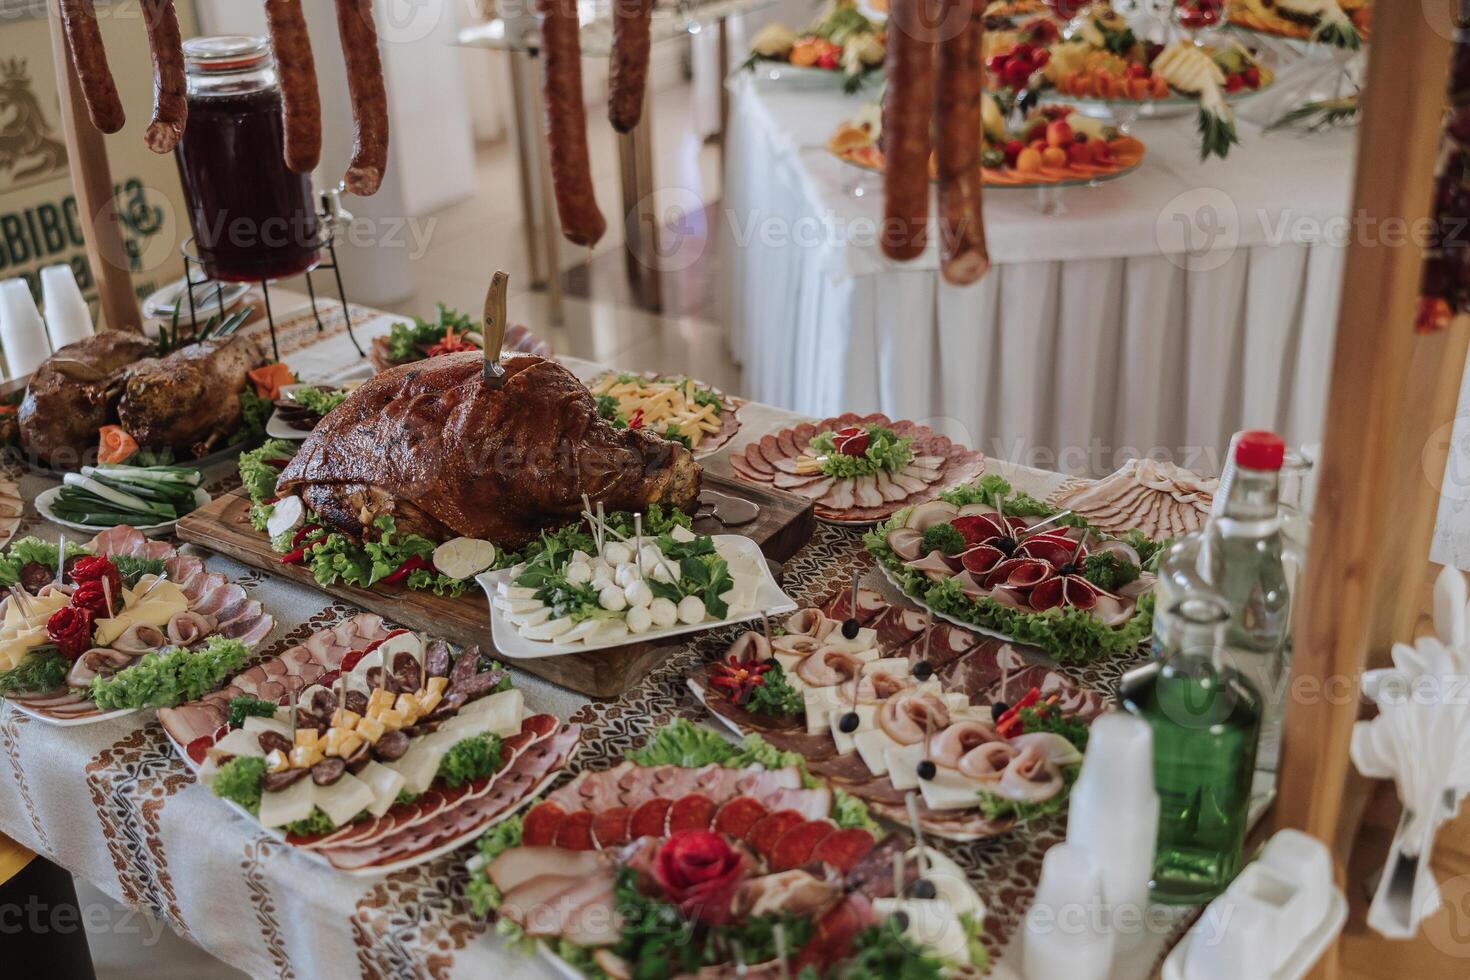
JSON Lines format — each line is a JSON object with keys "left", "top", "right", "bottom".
{"left": 478, "top": 535, "right": 797, "bottom": 659}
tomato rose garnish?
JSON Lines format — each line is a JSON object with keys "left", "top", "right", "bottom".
{"left": 69, "top": 579, "right": 113, "bottom": 619}
{"left": 653, "top": 830, "right": 747, "bottom": 925}
{"left": 69, "top": 555, "right": 122, "bottom": 597}
{"left": 46, "top": 606, "right": 95, "bottom": 662}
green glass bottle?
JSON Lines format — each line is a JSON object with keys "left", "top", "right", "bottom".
{"left": 1124, "top": 595, "right": 1262, "bottom": 904}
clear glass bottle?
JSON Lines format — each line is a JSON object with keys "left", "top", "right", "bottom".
{"left": 1123, "top": 595, "right": 1262, "bottom": 904}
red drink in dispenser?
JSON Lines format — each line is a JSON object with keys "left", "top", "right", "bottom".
{"left": 174, "top": 36, "right": 320, "bottom": 282}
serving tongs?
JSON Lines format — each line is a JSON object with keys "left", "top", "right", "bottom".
{"left": 482, "top": 270, "right": 510, "bottom": 389}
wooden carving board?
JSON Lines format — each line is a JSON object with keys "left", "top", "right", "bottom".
{"left": 175, "top": 475, "right": 815, "bottom": 697}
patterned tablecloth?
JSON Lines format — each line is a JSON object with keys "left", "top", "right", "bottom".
{"left": 0, "top": 296, "right": 1189, "bottom": 979}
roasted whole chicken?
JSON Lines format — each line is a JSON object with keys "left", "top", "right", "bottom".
{"left": 18, "top": 331, "right": 266, "bottom": 468}
{"left": 118, "top": 335, "right": 266, "bottom": 454}
{"left": 276, "top": 351, "right": 702, "bottom": 548}
{"left": 17, "top": 332, "right": 154, "bottom": 468}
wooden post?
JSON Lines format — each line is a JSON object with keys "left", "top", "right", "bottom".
{"left": 1276, "top": 3, "right": 1454, "bottom": 976}
{"left": 46, "top": 0, "right": 140, "bottom": 333}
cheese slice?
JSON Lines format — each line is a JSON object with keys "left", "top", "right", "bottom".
{"left": 884, "top": 741, "right": 929, "bottom": 791}
{"left": 442, "top": 688, "right": 524, "bottom": 739}
{"left": 822, "top": 628, "right": 878, "bottom": 653}
{"left": 942, "top": 692, "right": 971, "bottom": 712}
{"left": 243, "top": 715, "right": 292, "bottom": 740}
{"left": 258, "top": 777, "right": 315, "bottom": 829}
{"left": 854, "top": 728, "right": 898, "bottom": 777}
{"left": 496, "top": 597, "right": 544, "bottom": 615}
{"left": 315, "top": 772, "right": 377, "bottom": 827}
{"left": 91, "top": 578, "right": 189, "bottom": 647}
{"left": 357, "top": 761, "right": 408, "bottom": 817}
{"left": 803, "top": 687, "right": 845, "bottom": 734}
{"left": 509, "top": 607, "right": 552, "bottom": 628}
{"left": 560, "top": 619, "right": 603, "bottom": 644}
{"left": 872, "top": 898, "right": 971, "bottom": 966}
{"left": 208, "top": 727, "right": 265, "bottom": 762}
{"left": 773, "top": 653, "right": 807, "bottom": 692}
{"left": 496, "top": 583, "right": 538, "bottom": 600}
{"left": 829, "top": 703, "right": 877, "bottom": 755}
{"left": 520, "top": 617, "right": 574, "bottom": 641}
{"left": 862, "top": 658, "right": 911, "bottom": 678}
{"left": 387, "top": 740, "right": 450, "bottom": 796}
{"left": 918, "top": 766, "right": 982, "bottom": 812}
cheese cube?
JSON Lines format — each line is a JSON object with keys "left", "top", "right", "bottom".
{"left": 337, "top": 731, "right": 364, "bottom": 759}
{"left": 368, "top": 689, "right": 394, "bottom": 713}
{"left": 426, "top": 676, "right": 448, "bottom": 697}
{"left": 324, "top": 728, "right": 346, "bottom": 756}
{"left": 265, "top": 749, "right": 290, "bottom": 773}
{"left": 395, "top": 693, "right": 422, "bottom": 721}
{"left": 331, "top": 709, "right": 360, "bottom": 731}
{"left": 356, "top": 716, "right": 386, "bottom": 744}
{"left": 379, "top": 709, "right": 406, "bottom": 730}
{"left": 803, "top": 687, "right": 844, "bottom": 734}
{"left": 830, "top": 704, "right": 877, "bottom": 755}
{"left": 290, "top": 744, "right": 324, "bottom": 769}
{"left": 884, "top": 741, "right": 928, "bottom": 791}
{"left": 294, "top": 729, "right": 319, "bottom": 750}
{"left": 417, "top": 690, "right": 443, "bottom": 716}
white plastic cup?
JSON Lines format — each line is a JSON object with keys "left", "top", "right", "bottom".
{"left": 1185, "top": 889, "right": 1276, "bottom": 980}
{"left": 1022, "top": 842, "right": 1114, "bottom": 980}
{"left": 1067, "top": 712, "right": 1159, "bottom": 922}
{"left": 0, "top": 277, "right": 50, "bottom": 378}
{"left": 40, "top": 264, "right": 94, "bottom": 350}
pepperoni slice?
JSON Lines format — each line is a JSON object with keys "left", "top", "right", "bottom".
{"left": 521, "top": 801, "right": 566, "bottom": 847}
{"left": 591, "top": 806, "right": 633, "bottom": 850}
{"left": 770, "top": 819, "right": 837, "bottom": 872}
{"left": 628, "top": 798, "right": 673, "bottom": 840}
{"left": 746, "top": 809, "right": 805, "bottom": 860}
{"left": 810, "top": 827, "right": 877, "bottom": 873}
{"left": 712, "top": 796, "right": 768, "bottom": 840}
{"left": 666, "top": 794, "right": 718, "bottom": 835}
{"left": 553, "top": 810, "right": 596, "bottom": 851}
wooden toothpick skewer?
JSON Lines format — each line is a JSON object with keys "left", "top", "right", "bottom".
{"left": 774, "top": 922, "right": 791, "bottom": 980}
{"left": 54, "top": 534, "right": 65, "bottom": 585}
{"left": 635, "top": 513, "right": 645, "bottom": 583}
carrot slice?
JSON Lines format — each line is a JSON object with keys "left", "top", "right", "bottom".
{"left": 97, "top": 425, "right": 138, "bottom": 465}
{"left": 249, "top": 362, "right": 296, "bottom": 400}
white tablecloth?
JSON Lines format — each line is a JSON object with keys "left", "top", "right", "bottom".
{"left": 723, "top": 75, "right": 1357, "bottom": 475}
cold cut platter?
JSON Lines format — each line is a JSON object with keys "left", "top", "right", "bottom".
{"left": 688, "top": 592, "right": 1104, "bottom": 841}
{"left": 171, "top": 621, "right": 581, "bottom": 875}
{"left": 0, "top": 527, "right": 274, "bottom": 726}
{"left": 465, "top": 718, "right": 992, "bottom": 976}
{"left": 865, "top": 474, "right": 1168, "bottom": 664}
{"left": 727, "top": 413, "right": 985, "bottom": 525}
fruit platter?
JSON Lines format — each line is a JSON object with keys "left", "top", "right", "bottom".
{"left": 587, "top": 371, "right": 742, "bottom": 458}
{"left": 865, "top": 475, "right": 1169, "bottom": 663}
{"left": 482, "top": 509, "right": 795, "bottom": 656}
{"left": 1227, "top": 0, "right": 1368, "bottom": 48}
{"left": 984, "top": 5, "right": 1274, "bottom": 157}
{"left": 466, "top": 719, "right": 991, "bottom": 976}
{"left": 829, "top": 99, "right": 1146, "bottom": 187}
{"left": 741, "top": 0, "right": 886, "bottom": 92}
{"left": 173, "top": 621, "right": 581, "bottom": 875}
{"left": 727, "top": 413, "right": 986, "bottom": 525}
{"left": 0, "top": 527, "right": 274, "bottom": 725}
{"left": 688, "top": 586, "right": 1106, "bottom": 840}
{"left": 369, "top": 302, "right": 551, "bottom": 374}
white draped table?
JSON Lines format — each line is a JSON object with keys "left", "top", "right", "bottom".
{"left": 723, "top": 74, "right": 1357, "bottom": 475}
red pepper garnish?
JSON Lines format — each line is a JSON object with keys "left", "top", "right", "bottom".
{"left": 280, "top": 547, "right": 306, "bottom": 565}
{"left": 380, "top": 555, "right": 432, "bottom": 586}
{"left": 707, "top": 656, "right": 774, "bottom": 706}
{"left": 291, "top": 523, "right": 323, "bottom": 548}
{"left": 628, "top": 409, "right": 645, "bottom": 430}
{"left": 263, "top": 458, "right": 293, "bottom": 469}
{"left": 996, "top": 686, "right": 1043, "bottom": 736}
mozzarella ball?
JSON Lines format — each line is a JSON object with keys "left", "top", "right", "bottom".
{"left": 590, "top": 575, "right": 613, "bottom": 595}
{"left": 649, "top": 597, "right": 679, "bottom": 628}
{"left": 565, "top": 561, "right": 592, "bottom": 585}
{"left": 603, "top": 542, "right": 633, "bottom": 565}
{"left": 598, "top": 584, "right": 628, "bottom": 612}
{"left": 626, "top": 605, "right": 653, "bottom": 634}
{"left": 623, "top": 579, "right": 653, "bottom": 608}
{"left": 677, "top": 595, "right": 706, "bottom": 624}
{"left": 571, "top": 550, "right": 593, "bottom": 565}
{"left": 649, "top": 561, "right": 676, "bottom": 584}
{"left": 615, "top": 563, "right": 642, "bottom": 589}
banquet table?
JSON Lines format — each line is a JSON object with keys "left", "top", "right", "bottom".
{"left": 723, "top": 73, "right": 1357, "bottom": 476}
{"left": 0, "top": 296, "right": 1196, "bottom": 979}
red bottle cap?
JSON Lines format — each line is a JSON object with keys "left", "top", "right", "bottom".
{"left": 1234, "top": 431, "right": 1285, "bottom": 471}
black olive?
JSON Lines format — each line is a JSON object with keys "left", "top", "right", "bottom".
{"left": 838, "top": 711, "right": 860, "bottom": 734}
{"left": 916, "top": 759, "right": 937, "bottom": 781}
{"left": 763, "top": 657, "right": 780, "bottom": 669}
{"left": 913, "top": 661, "right": 934, "bottom": 682}
{"left": 991, "top": 702, "right": 1009, "bottom": 721}
{"left": 994, "top": 536, "right": 1017, "bottom": 556}
{"left": 841, "top": 618, "right": 860, "bottom": 640}
{"left": 892, "top": 910, "right": 911, "bottom": 931}
{"left": 906, "top": 878, "right": 938, "bottom": 900}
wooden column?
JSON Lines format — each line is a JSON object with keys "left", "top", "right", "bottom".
{"left": 1276, "top": 3, "right": 1454, "bottom": 977}
{"left": 46, "top": 1, "right": 140, "bottom": 333}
